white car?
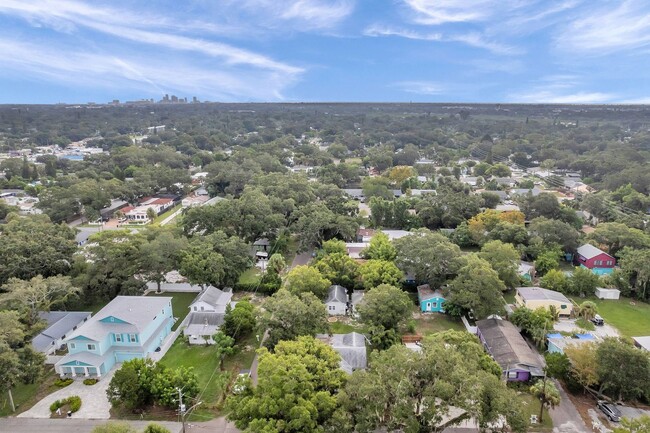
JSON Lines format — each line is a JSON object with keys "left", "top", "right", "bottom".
{"left": 233, "top": 370, "right": 251, "bottom": 394}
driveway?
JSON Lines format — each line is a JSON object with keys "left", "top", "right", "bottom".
{"left": 19, "top": 369, "right": 116, "bottom": 419}
{"left": 549, "top": 379, "right": 589, "bottom": 433}
{"left": 0, "top": 419, "right": 181, "bottom": 433}
{"left": 554, "top": 319, "right": 620, "bottom": 338}
{"left": 290, "top": 252, "right": 312, "bottom": 269}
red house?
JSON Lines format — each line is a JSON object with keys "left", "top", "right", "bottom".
{"left": 575, "top": 244, "right": 616, "bottom": 275}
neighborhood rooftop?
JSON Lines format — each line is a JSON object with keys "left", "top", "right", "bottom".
{"left": 516, "top": 287, "right": 570, "bottom": 304}
{"left": 476, "top": 318, "right": 544, "bottom": 375}
{"left": 33, "top": 311, "right": 91, "bottom": 353}
{"left": 326, "top": 285, "right": 348, "bottom": 304}
{"left": 192, "top": 286, "right": 232, "bottom": 309}
{"left": 577, "top": 244, "right": 610, "bottom": 259}
{"left": 66, "top": 296, "right": 172, "bottom": 341}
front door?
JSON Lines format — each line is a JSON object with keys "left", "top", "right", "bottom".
{"left": 426, "top": 302, "right": 431, "bottom": 311}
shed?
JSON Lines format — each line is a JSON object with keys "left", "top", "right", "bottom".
{"left": 595, "top": 287, "right": 620, "bottom": 300}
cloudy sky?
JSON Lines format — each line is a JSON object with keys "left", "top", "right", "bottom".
{"left": 1, "top": 0, "right": 649, "bottom": 103}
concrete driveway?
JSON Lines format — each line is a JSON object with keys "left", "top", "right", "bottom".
{"left": 19, "top": 369, "right": 116, "bottom": 419}
{"left": 554, "top": 319, "right": 620, "bottom": 338}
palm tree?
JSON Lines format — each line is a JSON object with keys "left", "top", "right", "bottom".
{"left": 530, "top": 379, "right": 561, "bottom": 423}
{"left": 146, "top": 207, "right": 157, "bottom": 223}
{"left": 578, "top": 301, "right": 598, "bottom": 321}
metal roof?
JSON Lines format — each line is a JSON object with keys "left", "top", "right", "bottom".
{"left": 516, "top": 287, "right": 570, "bottom": 303}
{"left": 326, "top": 285, "right": 348, "bottom": 303}
{"left": 577, "top": 244, "right": 610, "bottom": 260}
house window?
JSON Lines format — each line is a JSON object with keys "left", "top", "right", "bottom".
{"left": 129, "top": 334, "right": 137, "bottom": 343}
{"left": 607, "top": 260, "right": 613, "bottom": 266}
{"left": 193, "top": 306, "right": 197, "bottom": 311}
{"left": 115, "top": 334, "right": 122, "bottom": 342}
{"left": 328, "top": 305, "right": 335, "bottom": 311}
{"left": 69, "top": 343, "right": 76, "bottom": 349}
{"left": 432, "top": 303, "right": 437, "bottom": 308}
{"left": 87, "top": 344, "right": 96, "bottom": 351}
{"left": 110, "top": 317, "right": 115, "bottom": 322}
{"left": 200, "top": 306, "right": 204, "bottom": 311}
{"left": 560, "top": 305, "right": 567, "bottom": 309}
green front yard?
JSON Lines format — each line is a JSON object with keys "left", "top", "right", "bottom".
{"left": 0, "top": 367, "right": 58, "bottom": 417}
{"left": 516, "top": 392, "right": 553, "bottom": 430}
{"left": 148, "top": 291, "right": 196, "bottom": 330}
{"left": 573, "top": 296, "right": 650, "bottom": 338}
{"left": 238, "top": 267, "right": 262, "bottom": 285}
{"left": 160, "top": 333, "right": 259, "bottom": 420}
{"left": 411, "top": 309, "right": 466, "bottom": 336}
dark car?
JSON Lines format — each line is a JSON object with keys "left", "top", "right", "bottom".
{"left": 591, "top": 315, "right": 604, "bottom": 326}
{"left": 597, "top": 400, "right": 621, "bottom": 422}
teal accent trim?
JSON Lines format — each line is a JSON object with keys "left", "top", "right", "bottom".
{"left": 99, "top": 316, "right": 129, "bottom": 324}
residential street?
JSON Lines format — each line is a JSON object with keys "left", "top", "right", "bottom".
{"left": 548, "top": 379, "right": 589, "bottom": 433}
{"left": 0, "top": 418, "right": 181, "bottom": 433}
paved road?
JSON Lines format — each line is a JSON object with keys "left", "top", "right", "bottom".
{"left": 191, "top": 416, "right": 241, "bottom": 432}
{"left": 290, "top": 252, "right": 312, "bottom": 269}
{"left": 549, "top": 379, "right": 589, "bottom": 433}
{"left": 0, "top": 418, "right": 182, "bottom": 433}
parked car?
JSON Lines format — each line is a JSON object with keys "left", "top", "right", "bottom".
{"left": 591, "top": 315, "right": 604, "bottom": 326}
{"left": 597, "top": 400, "right": 621, "bottom": 422}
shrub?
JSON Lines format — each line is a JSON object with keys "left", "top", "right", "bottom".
{"left": 50, "top": 395, "right": 82, "bottom": 413}
{"left": 575, "top": 318, "right": 595, "bottom": 331}
{"left": 54, "top": 378, "right": 73, "bottom": 388}
{"left": 83, "top": 378, "right": 98, "bottom": 385}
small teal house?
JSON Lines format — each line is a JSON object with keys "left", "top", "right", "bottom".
{"left": 417, "top": 284, "right": 445, "bottom": 313}
{"left": 55, "top": 296, "right": 174, "bottom": 378}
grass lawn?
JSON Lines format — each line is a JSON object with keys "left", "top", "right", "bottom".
{"left": 412, "top": 311, "right": 466, "bottom": 336}
{"left": 238, "top": 267, "right": 261, "bottom": 285}
{"left": 516, "top": 392, "right": 553, "bottom": 430}
{"left": 151, "top": 204, "right": 182, "bottom": 226}
{"left": 160, "top": 339, "right": 231, "bottom": 419}
{"left": 329, "top": 320, "right": 366, "bottom": 334}
{"left": 148, "top": 292, "right": 196, "bottom": 330}
{"left": 503, "top": 290, "right": 517, "bottom": 304}
{"left": 572, "top": 296, "right": 650, "bottom": 338}
{"left": 0, "top": 367, "right": 58, "bottom": 417}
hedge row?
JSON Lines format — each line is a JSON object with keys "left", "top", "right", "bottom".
{"left": 50, "top": 395, "right": 82, "bottom": 413}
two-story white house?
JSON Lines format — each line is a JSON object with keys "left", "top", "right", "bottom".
{"left": 184, "top": 286, "right": 233, "bottom": 344}
{"left": 55, "top": 296, "right": 174, "bottom": 378}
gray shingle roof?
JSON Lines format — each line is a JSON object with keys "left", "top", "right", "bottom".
{"left": 33, "top": 311, "right": 91, "bottom": 352}
{"left": 417, "top": 284, "right": 445, "bottom": 303}
{"left": 66, "top": 296, "right": 172, "bottom": 341}
{"left": 577, "top": 244, "right": 610, "bottom": 260}
{"left": 476, "top": 318, "right": 544, "bottom": 373}
{"left": 326, "top": 285, "right": 348, "bottom": 303}
{"left": 184, "top": 312, "right": 225, "bottom": 337}
{"left": 192, "top": 286, "right": 233, "bottom": 310}
{"left": 328, "top": 332, "right": 368, "bottom": 373}
{"left": 516, "top": 287, "right": 570, "bottom": 303}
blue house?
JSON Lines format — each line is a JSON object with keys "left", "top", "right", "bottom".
{"left": 417, "top": 284, "right": 445, "bottom": 313}
{"left": 55, "top": 296, "right": 174, "bottom": 378}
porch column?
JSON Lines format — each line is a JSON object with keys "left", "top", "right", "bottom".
{"left": 84, "top": 367, "right": 89, "bottom": 377}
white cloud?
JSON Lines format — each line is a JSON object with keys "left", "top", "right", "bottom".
{"left": 0, "top": 38, "right": 295, "bottom": 101}
{"left": 402, "top": 0, "right": 496, "bottom": 25}
{"left": 226, "top": 0, "right": 354, "bottom": 30}
{"left": 364, "top": 25, "right": 519, "bottom": 55}
{"left": 558, "top": 0, "right": 650, "bottom": 53}
{"left": 394, "top": 81, "right": 445, "bottom": 95}
{"left": 617, "top": 97, "right": 650, "bottom": 104}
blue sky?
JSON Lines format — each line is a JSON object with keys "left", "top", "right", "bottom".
{"left": 1, "top": 0, "right": 650, "bottom": 104}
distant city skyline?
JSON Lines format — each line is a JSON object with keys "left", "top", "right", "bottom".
{"left": 1, "top": 0, "right": 649, "bottom": 104}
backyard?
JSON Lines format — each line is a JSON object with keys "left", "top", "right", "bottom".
{"left": 572, "top": 296, "right": 650, "bottom": 338}
{"left": 148, "top": 291, "right": 196, "bottom": 330}
{"left": 411, "top": 310, "right": 466, "bottom": 336}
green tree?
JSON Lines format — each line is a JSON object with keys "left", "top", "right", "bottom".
{"left": 336, "top": 333, "right": 526, "bottom": 433}
{"left": 446, "top": 255, "right": 506, "bottom": 320}
{"left": 179, "top": 241, "right": 225, "bottom": 288}
{"left": 540, "top": 269, "right": 569, "bottom": 294}
{"left": 140, "top": 229, "right": 188, "bottom": 293}
{"left": 544, "top": 352, "right": 571, "bottom": 381}
{"left": 284, "top": 265, "right": 331, "bottom": 299}
{"left": 266, "top": 253, "right": 286, "bottom": 275}
{"left": 564, "top": 342, "right": 599, "bottom": 391}
{"left": 313, "top": 253, "right": 360, "bottom": 289}
{"left": 569, "top": 266, "right": 602, "bottom": 297}
{"left": 212, "top": 331, "right": 235, "bottom": 370}
{"left": 361, "top": 232, "right": 397, "bottom": 261}
{"left": 588, "top": 223, "right": 650, "bottom": 257}
{"left": 0, "top": 342, "right": 21, "bottom": 412}
{"left": 259, "top": 289, "right": 329, "bottom": 349}
{"left": 577, "top": 301, "right": 598, "bottom": 321}
{"left": 357, "top": 284, "right": 412, "bottom": 332}
{"left": 394, "top": 229, "right": 464, "bottom": 287}
{"left": 226, "top": 336, "right": 346, "bottom": 433}
{"left": 0, "top": 215, "right": 77, "bottom": 284}
{"left": 146, "top": 207, "right": 157, "bottom": 222}
{"left": 358, "top": 260, "right": 403, "bottom": 289}
{"left": 613, "top": 415, "right": 650, "bottom": 433}
{"left": 479, "top": 240, "right": 520, "bottom": 288}
{"left": 0, "top": 275, "right": 80, "bottom": 326}
{"left": 0, "top": 311, "right": 26, "bottom": 347}
{"left": 530, "top": 379, "right": 561, "bottom": 423}
{"left": 618, "top": 247, "right": 650, "bottom": 300}
{"left": 17, "top": 345, "right": 45, "bottom": 384}
{"left": 596, "top": 337, "right": 650, "bottom": 401}
{"left": 528, "top": 217, "right": 580, "bottom": 252}
{"left": 222, "top": 299, "right": 256, "bottom": 341}
{"left": 534, "top": 248, "right": 561, "bottom": 276}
